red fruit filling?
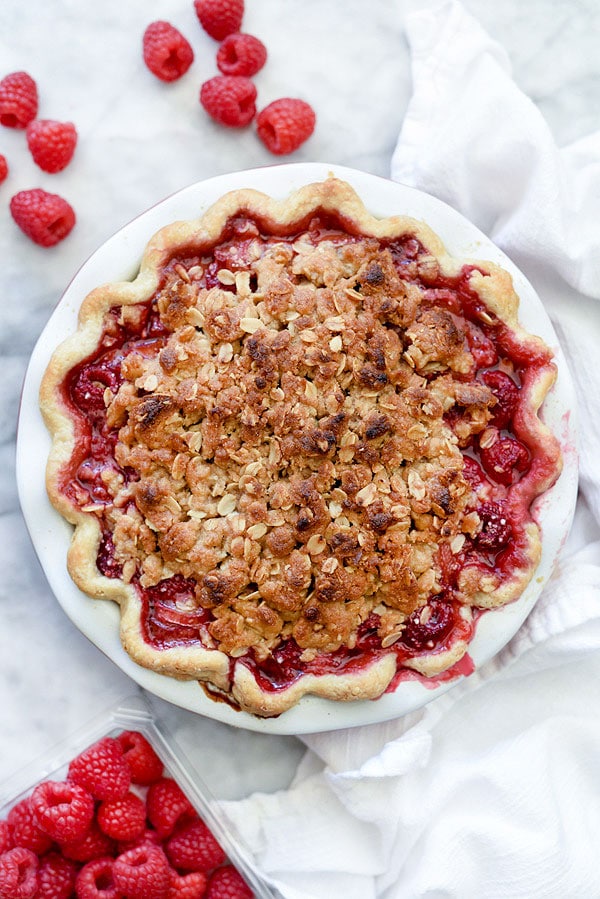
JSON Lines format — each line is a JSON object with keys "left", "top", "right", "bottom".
{"left": 55, "top": 213, "right": 555, "bottom": 695}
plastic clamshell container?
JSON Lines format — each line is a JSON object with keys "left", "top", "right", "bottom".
{"left": 0, "top": 694, "right": 279, "bottom": 898}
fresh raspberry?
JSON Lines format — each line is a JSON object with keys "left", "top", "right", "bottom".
{"left": 256, "top": 98, "right": 316, "bottom": 155}
{"left": 0, "top": 847, "right": 38, "bottom": 899}
{"left": 166, "top": 819, "right": 226, "bottom": 873}
{"left": 143, "top": 21, "right": 194, "bottom": 82}
{"left": 480, "top": 435, "right": 530, "bottom": 486}
{"left": 0, "top": 71, "right": 38, "bottom": 128}
{"left": 200, "top": 75, "right": 256, "bottom": 127}
{"left": 0, "top": 154, "right": 8, "bottom": 184}
{"left": 169, "top": 869, "right": 208, "bottom": 899}
{"left": 31, "top": 780, "right": 95, "bottom": 843}
{"left": 60, "top": 820, "right": 115, "bottom": 863}
{"left": 26, "top": 119, "right": 78, "bottom": 173}
{"left": 146, "top": 778, "right": 196, "bottom": 839}
{"left": 113, "top": 844, "right": 171, "bottom": 899}
{"left": 36, "top": 852, "right": 78, "bottom": 899}
{"left": 206, "top": 865, "right": 253, "bottom": 899}
{"left": 74, "top": 857, "right": 120, "bottom": 899}
{"left": 0, "top": 824, "right": 11, "bottom": 855}
{"left": 480, "top": 370, "right": 520, "bottom": 430}
{"left": 117, "top": 826, "right": 162, "bottom": 856}
{"left": 10, "top": 188, "right": 76, "bottom": 247}
{"left": 7, "top": 797, "right": 53, "bottom": 854}
{"left": 194, "top": 0, "right": 244, "bottom": 41}
{"left": 68, "top": 736, "right": 131, "bottom": 801}
{"left": 117, "top": 731, "right": 164, "bottom": 785}
{"left": 97, "top": 792, "right": 147, "bottom": 841}
{"left": 216, "top": 33, "right": 267, "bottom": 77}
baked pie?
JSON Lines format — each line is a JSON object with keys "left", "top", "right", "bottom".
{"left": 41, "top": 177, "right": 562, "bottom": 717}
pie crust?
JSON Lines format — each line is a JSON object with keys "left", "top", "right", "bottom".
{"left": 40, "top": 177, "right": 562, "bottom": 717}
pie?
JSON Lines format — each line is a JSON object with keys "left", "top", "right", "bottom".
{"left": 41, "top": 177, "right": 562, "bottom": 717}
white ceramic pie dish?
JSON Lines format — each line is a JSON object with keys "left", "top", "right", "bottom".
{"left": 17, "top": 162, "right": 579, "bottom": 735}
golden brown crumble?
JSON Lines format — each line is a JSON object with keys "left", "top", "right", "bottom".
{"left": 101, "top": 233, "right": 499, "bottom": 661}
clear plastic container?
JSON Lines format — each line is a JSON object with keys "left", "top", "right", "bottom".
{"left": 0, "top": 693, "right": 279, "bottom": 898}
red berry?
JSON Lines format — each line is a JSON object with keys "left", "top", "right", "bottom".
{"left": 113, "top": 844, "right": 171, "bottom": 899}
{"left": 117, "top": 827, "right": 162, "bottom": 856}
{"left": 0, "top": 71, "right": 38, "bottom": 129}
{"left": 143, "top": 21, "right": 194, "bottom": 82}
{"left": 256, "top": 98, "right": 315, "bottom": 155}
{"left": 10, "top": 188, "right": 76, "bottom": 247}
{"left": 7, "top": 797, "right": 53, "bottom": 854}
{"left": 194, "top": 0, "right": 244, "bottom": 41}
{"left": 166, "top": 819, "right": 226, "bottom": 873}
{"left": 0, "top": 154, "right": 8, "bottom": 184}
{"left": 200, "top": 75, "right": 256, "bottom": 127}
{"left": 461, "top": 455, "right": 486, "bottom": 491}
{"left": 117, "top": 731, "right": 164, "bottom": 785}
{"left": 169, "top": 869, "right": 208, "bottom": 899}
{"left": 31, "top": 780, "right": 94, "bottom": 843}
{"left": 68, "top": 736, "right": 131, "bottom": 801}
{"left": 401, "top": 598, "right": 455, "bottom": 651}
{"left": 206, "top": 865, "right": 253, "bottom": 899}
{"left": 0, "top": 847, "right": 38, "bottom": 899}
{"left": 475, "top": 501, "right": 513, "bottom": 551}
{"left": 60, "top": 820, "right": 115, "bottom": 863}
{"left": 146, "top": 779, "right": 196, "bottom": 839}
{"left": 97, "top": 792, "right": 147, "bottom": 841}
{"left": 36, "top": 852, "right": 78, "bottom": 899}
{"left": 26, "top": 119, "right": 78, "bottom": 173}
{"left": 0, "top": 824, "right": 12, "bottom": 855}
{"left": 216, "top": 33, "right": 267, "bottom": 77}
{"left": 74, "top": 857, "right": 119, "bottom": 899}
{"left": 480, "top": 370, "right": 520, "bottom": 430}
{"left": 480, "top": 434, "right": 530, "bottom": 486}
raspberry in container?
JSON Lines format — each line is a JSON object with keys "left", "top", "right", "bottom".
{"left": 0, "top": 694, "right": 279, "bottom": 899}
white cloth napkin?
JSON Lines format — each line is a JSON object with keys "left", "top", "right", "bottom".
{"left": 220, "top": 3, "right": 600, "bottom": 897}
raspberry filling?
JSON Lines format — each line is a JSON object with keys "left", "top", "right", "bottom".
{"left": 58, "top": 211, "right": 554, "bottom": 694}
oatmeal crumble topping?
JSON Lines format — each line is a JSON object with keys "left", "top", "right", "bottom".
{"left": 97, "top": 230, "right": 499, "bottom": 661}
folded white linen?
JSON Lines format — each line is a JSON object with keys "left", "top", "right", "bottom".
{"left": 220, "top": 3, "right": 600, "bottom": 896}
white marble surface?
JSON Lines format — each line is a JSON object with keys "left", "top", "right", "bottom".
{"left": 0, "top": 0, "right": 598, "bottom": 822}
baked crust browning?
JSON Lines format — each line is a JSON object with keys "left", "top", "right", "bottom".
{"left": 40, "top": 177, "right": 562, "bottom": 717}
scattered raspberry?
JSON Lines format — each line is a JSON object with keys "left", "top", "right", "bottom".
{"left": 26, "top": 119, "right": 78, "bottom": 174}
{"left": 194, "top": 0, "right": 244, "bottom": 41}
{"left": 480, "top": 435, "right": 530, "bottom": 486}
{"left": 169, "top": 869, "right": 208, "bottom": 899}
{"left": 97, "top": 793, "right": 147, "bottom": 842}
{"left": 256, "top": 98, "right": 315, "bottom": 155}
{"left": 113, "top": 844, "right": 171, "bottom": 899}
{"left": 217, "top": 33, "right": 267, "bottom": 77}
{"left": 0, "top": 847, "right": 38, "bottom": 899}
{"left": 7, "top": 798, "right": 53, "bottom": 855}
{"left": 206, "top": 865, "right": 253, "bottom": 899}
{"left": 68, "top": 737, "right": 131, "bottom": 801}
{"left": 166, "top": 819, "right": 226, "bottom": 873}
{"left": 30, "top": 780, "right": 94, "bottom": 843}
{"left": 146, "top": 779, "right": 196, "bottom": 839}
{"left": 36, "top": 852, "right": 78, "bottom": 899}
{"left": 481, "top": 370, "right": 520, "bottom": 430}
{"left": 74, "top": 857, "right": 119, "bottom": 899}
{"left": 143, "top": 21, "right": 195, "bottom": 82}
{"left": 60, "top": 820, "right": 115, "bottom": 863}
{"left": 9, "top": 188, "right": 76, "bottom": 247}
{"left": 200, "top": 75, "right": 256, "bottom": 127}
{"left": 117, "top": 731, "right": 164, "bottom": 785}
{"left": 0, "top": 154, "right": 8, "bottom": 184}
{"left": 0, "top": 71, "right": 38, "bottom": 129}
